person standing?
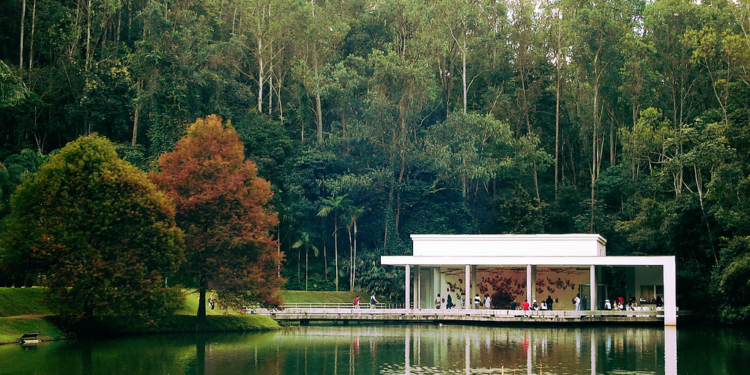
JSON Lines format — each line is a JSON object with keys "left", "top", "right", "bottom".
{"left": 546, "top": 295, "right": 554, "bottom": 311}
{"left": 447, "top": 294, "right": 453, "bottom": 309}
{"left": 582, "top": 295, "right": 588, "bottom": 310}
{"left": 370, "top": 293, "right": 379, "bottom": 309}
{"left": 574, "top": 294, "right": 581, "bottom": 311}
{"left": 435, "top": 294, "right": 441, "bottom": 309}
{"left": 484, "top": 294, "right": 491, "bottom": 309}
{"left": 473, "top": 294, "right": 481, "bottom": 308}
{"left": 522, "top": 299, "right": 530, "bottom": 317}
{"left": 510, "top": 300, "right": 517, "bottom": 310}
{"left": 354, "top": 295, "right": 360, "bottom": 309}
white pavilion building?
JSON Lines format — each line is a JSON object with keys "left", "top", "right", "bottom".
{"left": 381, "top": 234, "right": 677, "bottom": 325}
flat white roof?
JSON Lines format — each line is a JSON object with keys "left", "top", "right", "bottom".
{"left": 411, "top": 234, "right": 607, "bottom": 258}
{"left": 380, "top": 255, "right": 674, "bottom": 267}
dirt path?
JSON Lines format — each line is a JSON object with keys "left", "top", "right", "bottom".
{"left": 3, "top": 314, "right": 50, "bottom": 319}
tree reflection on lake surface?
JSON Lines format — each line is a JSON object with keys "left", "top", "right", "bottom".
{"left": 1, "top": 324, "right": 747, "bottom": 374}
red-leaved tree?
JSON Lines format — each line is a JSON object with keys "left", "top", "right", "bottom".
{"left": 151, "top": 115, "right": 283, "bottom": 324}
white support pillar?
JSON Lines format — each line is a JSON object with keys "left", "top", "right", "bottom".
{"left": 416, "top": 266, "right": 421, "bottom": 310}
{"left": 414, "top": 265, "right": 420, "bottom": 310}
{"left": 664, "top": 259, "right": 677, "bottom": 326}
{"left": 526, "top": 264, "right": 533, "bottom": 304}
{"left": 465, "top": 264, "right": 471, "bottom": 311}
{"left": 440, "top": 269, "right": 446, "bottom": 301}
{"left": 405, "top": 264, "right": 411, "bottom": 311}
{"left": 471, "top": 266, "right": 477, "bottom": 309}
{"left": 590, "top": 265, "right": 597, "bottom": 311}
{"left": 433, "top": 268, "right": 440, "bottom": 308}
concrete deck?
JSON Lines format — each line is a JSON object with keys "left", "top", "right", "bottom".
{"left": 257, "top": 308, "right": 668, "bottom": 325}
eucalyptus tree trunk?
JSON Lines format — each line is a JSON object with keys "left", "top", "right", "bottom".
{"left": 353, "top": 218, "right": 357, "bottom": 291}
{"left": 28, "top": 0, "right": 36, "bottom": 69}
{"left": 590, "top": 50, "right": 603, "bottom": 232}
{"left": 554, "top": 10, "right": 562, "bottom": 197}
{"left": 85, "top": 0, "right": 92, "bottom": 71}
{"left": 334, "top": 213, "right": 339, "bottom": 291}
{"left": 19, "top": 0, "right": 26, "bottom": 69}
{"left": 257, "top": 36, "right": 264, "bottom": 113}
{"left": 346, "top": 224, "right": 354, "bottom": 292}
{"left": 132, "top": 79, "right": 142, "bottom": 145}
{"left": 311, "top": 0, "right": 323, "bottom": 142}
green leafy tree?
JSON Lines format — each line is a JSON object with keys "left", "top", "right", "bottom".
{"left": 0, "top": 135, "right": 184, "bottom": 326}
{"left": 151, "top": 115, "right": 283, "bottom": 325}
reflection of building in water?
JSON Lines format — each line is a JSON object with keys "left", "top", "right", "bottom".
{"left": 223, "top": 325, "right": 675, "bottom": 374}
{"left": 381, "top": 234, "right": 677, "bottom": 325}
{"left": 398, "top": 326, "right": 676, "bottom": 375}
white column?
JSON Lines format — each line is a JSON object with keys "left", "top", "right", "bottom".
{"left": 440, "top": 269, "right": 446, "bottom": 301}
{"left": 471, "top": 266, "right": 477, "bottom": 309}
{"left": 664, "top": 259, "right": 677, "bottom": 326}
{"left": 433, "top": 268, "right": 440, "bottom": 308}
{"left": 531, "top": 265, "right": 537, "bottom": 303}
{"left": 405, "top": 265, "right": 411, "bottom": 311}
{"left": 590, "top": 265, "right": 597, "bottom": 311}
{"left": 416, "top": 266, "right": 421, "bottom": 310}
{"left": 465, "top": 264, "right": 471, "bottom": 311}
{"left": 414, "top": 265, "right": 420, "bottom": 310}
{"left": 526, "top": 264, "right": 533, "bottom": 304}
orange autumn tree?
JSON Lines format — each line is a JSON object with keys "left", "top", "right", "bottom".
{"left": 151, "top": 115, "right": 283, "bottom": 324}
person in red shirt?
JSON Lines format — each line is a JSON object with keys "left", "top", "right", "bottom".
{"left": 522, "top": 299, "right": 530, "bottom": 317}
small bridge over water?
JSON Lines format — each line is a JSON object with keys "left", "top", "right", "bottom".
{"left": 257, "top": 303, "right": 670, "bottom": 325}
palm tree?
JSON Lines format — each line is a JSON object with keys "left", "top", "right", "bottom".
{"left": 345, "top": 205, "right": 365, "bottom": 292}
{"left": 292, "top": 232, "right": 319, "bottom": 291}
{"left": 317, "top": 194, "right": 352, "bottom": 291}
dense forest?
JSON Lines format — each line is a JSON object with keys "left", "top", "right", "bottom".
{"left": 0, "top": 0, "right": 749, "bottom": 323}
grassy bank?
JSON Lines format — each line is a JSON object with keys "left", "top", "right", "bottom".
{"left": 0, "top": 287, "right": 281, "bottom": 344}
{"left": 0, "top": 288, "right": 362, "bottom": 343}
{"left": 0, "top": 316, "right": 66, "bottom": 344}
{"left": 0, "top": 287, "right": 51, "bottom": 317}
{"left": 0, "top": 288, "right": 62, "bottom": 344}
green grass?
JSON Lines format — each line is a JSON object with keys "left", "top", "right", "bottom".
{"left": 0, "top": 288, "right": 366, "bottom": 342}
{"left": 278, "top": 290, "right": 360, "bottom": 304}
{"left": 0, "top": 287, "right": 51, "bottom": 317}
{"left": 176, "top": 290, "right": 243, "bottom": 316}
{"left": 0, "top": 317, "right": 66, "bottom": 344}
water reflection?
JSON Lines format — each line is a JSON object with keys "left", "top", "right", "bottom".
{"left": 0, "top": 325, "right": 747, "bottom": 375}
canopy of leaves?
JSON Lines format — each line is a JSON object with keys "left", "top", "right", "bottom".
{"left": 0, "top": 135, "right": 185, "bottom": 326}
{"left": 151, "top": 115, "right": 283, "bottom": 320}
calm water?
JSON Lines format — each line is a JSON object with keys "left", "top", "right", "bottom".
{"left": 1, "top": 324, "right": 747, "bottom": 375}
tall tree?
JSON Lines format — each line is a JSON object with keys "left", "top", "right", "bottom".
{"left": 292, "top": 231, "right": 318, "bottom": 291}
{"left": 317, "top": 194, "right": 352, "bottom": 291}
{"left": 151, "top": 115, "right": 283, "bottom": 325}
{"left": 1, "top": 135, "right": 184, "bottom": 326}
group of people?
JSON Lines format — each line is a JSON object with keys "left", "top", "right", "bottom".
{"left": 433, "top": 291, "right": 469, "bottom": 309}
{"left": 573, "top": 294, "right": 588, "bottom": 311}
{"left": 602, "top": 295, "right": 663, "bottom": 311}
{"left": 353, "top": 294, "right": 379, "bottom": 309}
{"left": 511, "top": 295, "right": 556, "bottom": 313}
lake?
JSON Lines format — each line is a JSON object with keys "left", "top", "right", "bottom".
{"left": 1, "top": 324, "right": 747, "bottom": 374}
